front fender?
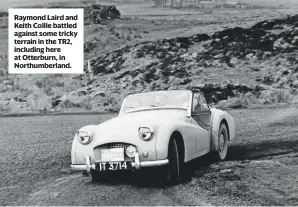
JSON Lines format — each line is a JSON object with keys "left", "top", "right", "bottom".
{"left": 155, "top": 120, "right": 195, "bottom": 162}
{"left": 210, "top": 108, "right": 236, "bottom": 151}
{"left": 71, "top": 125, "right": 97, "bottom": 164}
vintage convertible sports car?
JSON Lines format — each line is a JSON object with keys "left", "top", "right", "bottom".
{"left": 71, "top": 89, "right": 236, "bottom": 183}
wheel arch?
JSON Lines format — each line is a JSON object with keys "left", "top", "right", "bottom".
{"left": 210, "top": 108, "right": 235, "bottom": 151}
{"left": 169, "top": 131, "right": 185, "bottom": 163}
{"left": 155, "top": 125, "right": 190, "bottom": 162}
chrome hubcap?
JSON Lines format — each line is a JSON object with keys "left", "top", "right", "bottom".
{"left": 219, "top": 129, "right": 227, "bottom": 159}
{"left": 219, "top": 134, "right": 225, "bottom": 152}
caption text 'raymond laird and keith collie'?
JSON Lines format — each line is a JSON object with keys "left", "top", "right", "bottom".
{"left": 10, "top": 10, "right": 84, "bottom": 74}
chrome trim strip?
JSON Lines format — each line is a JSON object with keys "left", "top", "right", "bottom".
{"left": 85, "top": 156, "right": 91, "bottom": 172}
{"left": 134, "top": 152, "right": 141, "bottom": 170}
{"left": 71, "top": 164, "right": 96, "bottom": 171}
{"left": 140, "top": 159, "right": 169, "bottom": 167}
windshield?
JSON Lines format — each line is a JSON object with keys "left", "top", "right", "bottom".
{"left": 120, "top": 90, "right": 191, "bottom": 114}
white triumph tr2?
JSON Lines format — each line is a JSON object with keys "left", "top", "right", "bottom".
{"left": 71, "top": 89, "right": 236, "bottom": 183}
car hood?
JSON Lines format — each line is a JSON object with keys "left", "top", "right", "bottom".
{"left": 91, "top": 109, "right": 187, "bottom": 145}
{"left": 100, "top": 109, "right": 187, "bottom": 129}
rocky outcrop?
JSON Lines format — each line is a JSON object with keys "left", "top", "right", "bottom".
{"left": 0, "top": 12, "right": 8, "bottom": 29}
{"left": 0, "top": 12, "right": 8, "bottom": 18}
{"left": 84, "top": 4, "right": 121, "bottom": 25}
{"left": 191, "top": 83, "right": 264, "bottom": 103}
{"left": 89, "top": 14, "right": 298, "bottom": 75}
{"left": 38, "top": 4, "right": 121, "bottom": 25}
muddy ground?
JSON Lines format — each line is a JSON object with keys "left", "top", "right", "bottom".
{"left": 0, "top": 107, "right": 297, "bottom": 206}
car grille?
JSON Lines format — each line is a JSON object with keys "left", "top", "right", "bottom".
{"left": 93, "top": 142, "right": 136, "bottom": 162}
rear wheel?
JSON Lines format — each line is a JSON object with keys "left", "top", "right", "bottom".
{"left": 166, "top": 137, "right": 183, "bottom": 184}
{"left": 217, "top": 123, "right": 229, "bottom": 161}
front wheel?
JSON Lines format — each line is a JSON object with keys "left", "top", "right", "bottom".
{"left": 217, "top": 123, "right": 229, "bottom": 161}
{"left": 166, "top": 138, "right": 183, "bottom": 184}
{"left": 89, "top": 169, "right": 101, "bottom": 183}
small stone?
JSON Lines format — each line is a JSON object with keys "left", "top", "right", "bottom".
{"left": 219, "top": 169, "right": 233, "bottom": 174}
{"left": 192, "top": 52, "right": 198, "bottom": 58}
{"left": 256, "top": 77, "right": 262, "bottom": 82}
{"left": 156, "top": 52, "right": 165, "bottom": 58}
{"left": 210, "top": 164, "right": 219, "bottom": 169}
{"left": 230, "top": 57, "right": 239, "bottom": 65}
{"left": 245, "top": 53, "right": 257, "bottom": 62}
{"left": 291, "top": 36, "right": 298, "bottom": 44}
{"left": 293, "top": 80, "right": 298, "bottom": 87}
{"left": 190, "top": 179, "right": 197, "bottom": 185}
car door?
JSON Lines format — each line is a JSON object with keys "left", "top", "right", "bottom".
{"left": 191, "top": 92, "right": 211, "bottom": 153}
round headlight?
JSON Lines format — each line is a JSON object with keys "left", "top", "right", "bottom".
{"left": 138, "top": 127, "right": 154, "bottom": 141}
{"left": 126, "top": 145, "right": 137, "bottom": 157}
{"left": 77, "top": 131, "right": 92, "bottom": 145}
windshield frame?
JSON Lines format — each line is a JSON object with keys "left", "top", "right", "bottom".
{"left": 119, "top": 90, "right": 192, "bottom": 115}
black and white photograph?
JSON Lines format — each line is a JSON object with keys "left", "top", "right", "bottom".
{"left": 1, "top": 0, "right": 298, "bottom": 205}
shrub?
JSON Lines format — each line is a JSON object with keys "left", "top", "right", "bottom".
{"left": 0, "top": 104, "right": 10, "bottom": 113}
{"left": 60, "top": 99, "right": 81, "bottom": 109}
{"left": 260, "top": 89, "right": 293, "bottom": 103}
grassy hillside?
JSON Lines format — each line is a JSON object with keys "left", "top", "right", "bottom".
{"left": 0, "top": 1, "right": 298, "bottom": 113}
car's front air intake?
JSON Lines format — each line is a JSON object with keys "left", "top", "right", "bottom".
{"left": 93, "top": 142, "right": 137, "bottom": 162}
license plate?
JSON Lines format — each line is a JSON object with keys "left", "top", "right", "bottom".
{"left": 96, "top": 161, "right": 132, "bottom": 171}
{"left": 101, "top": 148, "right": 124, "bottom": 162}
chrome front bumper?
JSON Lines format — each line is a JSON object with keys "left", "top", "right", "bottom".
{"left": 71, "top": 152, "right": 169, "bottom": 172}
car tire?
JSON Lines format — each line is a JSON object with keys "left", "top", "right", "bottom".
{"left": 89, "top": 170, "right": 101, "bottom": 183}
{"left": 217, "top": 123, "right": 229, "bottom": 161}
{"left": 166, "top": 137, "right": 182, "bottom": 184}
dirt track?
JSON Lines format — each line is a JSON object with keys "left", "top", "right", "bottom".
{"left": 0, "top": 108, "right": 298, "bottom": 206}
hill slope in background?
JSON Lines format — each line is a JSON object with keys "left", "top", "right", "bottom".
{"left": 53, "top": 13, "right": 298, "bottom": 112}
{"left": 0, "top": 1, "right": 298, "bottom": 113}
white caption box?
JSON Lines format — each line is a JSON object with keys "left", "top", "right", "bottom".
{"left": 9, "top": 8, "right": 84, "bottom": 74}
